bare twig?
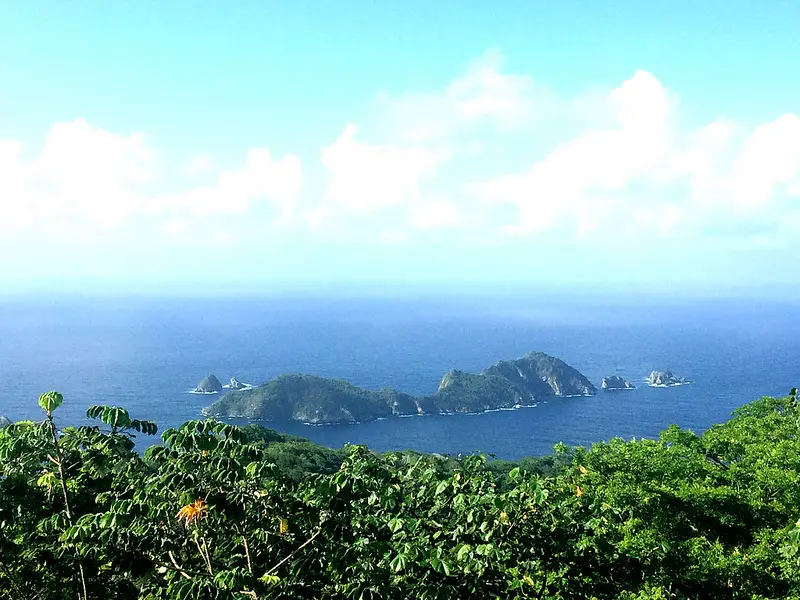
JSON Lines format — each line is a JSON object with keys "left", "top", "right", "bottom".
{"left": 705, "top": 454, "right": 730, "bottom": 471}
{"left": 242, "top": 533, "right": 253, "bottom": 574}
{"left": 201, "top": 535, "right": 214, "bottom": 575}
{"left": 167, "top": 551, "right": 192, "bottom": 579}
{"left": 193, "top": 535, "right": 213, "bottom": 575}
{"left": 265, "top": 529, "right": 322, "bottom": 576}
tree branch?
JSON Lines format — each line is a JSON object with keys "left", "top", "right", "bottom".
{"left": 167, "top": 551, "right": 192, "bottom": 579}
{"left": 265, "top": 529, "right": 322, "bottom": 576}
{"left": 46, "top": 411, "right": 88, "bottom": 600}
{"left": 705, "top": 454, "right": 730, "bottom": 471}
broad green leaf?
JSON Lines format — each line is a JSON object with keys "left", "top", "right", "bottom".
{"left": 38, "top": 391, "right": 63, "bottom": 413}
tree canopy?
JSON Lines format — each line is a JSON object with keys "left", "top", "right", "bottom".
{"left": 1, "top": 389, "right": 800, "bottom": 599}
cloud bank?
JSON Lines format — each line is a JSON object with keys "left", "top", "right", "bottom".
{"left": 2, "top": 50, "right": 799, "bottom": 255}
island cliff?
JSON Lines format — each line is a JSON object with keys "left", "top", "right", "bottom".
{"left": 205, "top": 351, "right": 597, "bottom": 424}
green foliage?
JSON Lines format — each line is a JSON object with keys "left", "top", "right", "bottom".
{"left": 433, "top": 370, "right": 522, "bottom": 412}
{"left": 38, "top": 390, "right": 64, "bottom": 413}
{"left": 87, "top": 405, "right": 158, "bottom": 436}
{"left": 206, "top": 374, "right": 398, "bottom": 422}
{"left": 2, "top": 390, "right": 800, "bottom": 598}
{"left": 241, "top": 424, "right": 345, "bottom": 481}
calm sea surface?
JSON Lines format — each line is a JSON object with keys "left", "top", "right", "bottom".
{"left": 1, "top": 294, "right": 798, "bottom": 459}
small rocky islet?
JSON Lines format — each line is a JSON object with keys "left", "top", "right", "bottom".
{"left": 194, "top": 374, "right": 223, "bottom": 393}
{"left": 601, "top": 375, "right": 635, "bottom": 390}
{"left": 193, "top": 374, "right": 254, "bottom": 394}
{"left": 228, "top": 376, "right": 246, "bottom": 390}
{"left": 647, "top": 370, "right": 688, "bottom": 387}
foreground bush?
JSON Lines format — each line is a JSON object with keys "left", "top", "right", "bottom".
{"left": 1, "top": 390, "right": 800, "bottom": 599}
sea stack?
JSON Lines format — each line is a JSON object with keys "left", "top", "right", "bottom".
{"left": 0, "top": 416, "right": 11, "bottom": 428}
{"left": 602, "top": 375, "right": 635, "bottom": 390}
{"left": 195, "top": 374, "right": 223, "bottom": 393}
{"left": 647, "top": 370, "right": 687, "bottom": 387}
{"left": 229, "top": 376, "right": 246, "bottom": 390}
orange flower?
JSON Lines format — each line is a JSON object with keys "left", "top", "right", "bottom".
{"left": 575, "top": 486, "right": 584, "bottom": 497}
{"left": 177, "top": 499, "right": 208, "bottom": 526}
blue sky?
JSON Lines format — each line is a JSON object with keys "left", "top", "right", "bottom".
{"left": 1, "top": 1, "right": 799, "bottom": 294}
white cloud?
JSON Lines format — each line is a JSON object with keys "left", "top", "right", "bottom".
{"left": 155, "top": 148, "right": 301, "bottom": 219}
{"left": 632, "top": 204, "right": 683, "bottom": 237}
{"left": 3, "top": 54, "right": 800, "bottom": 255}
{"left": 378, "top": 229, "right": 410, "bottom": 244}
{"left": 320, "top": 124, "right": 449, "bottom": 214}
{"left": 731, "top": 114, "right": 800, "bottom": 208}
{"left": 184, "top": 155, "right": 213, "bottom": 176}
{"left": 468, "top": 70, "right": 674, "bottom": 235}
{"left": 32, "top": 118, "right": 154, "bottom": 187}
{"left": 0, "top": 140, "right": 30, "bottom": 228}
{"left": 666, "top": 112, "right": 800, "bottom": 236}
{"left": 466, "top": 70, "right": 800, "bottom": 240}
{"left": 409, "top": 200, "right": 462, "bottom": 230}
{"left": 607, "top": 70, "right": 673, "bottom": 134}
{"left": 375, "top": 49, "right": 549, "bottom": 143}
{"left": 1, "top": 119, "right": 155, "bottom": 229}
{"left": 315, "top": 60, "right": 800, "bottom": 245}
{"left": 0, "top": 119, "right": 302, "bottom": 236}
{"left": 316, "top": 50, "right": 551, "bottom": 233}
{"left": 670, "top": 118, "right": 739, "bottom": 204}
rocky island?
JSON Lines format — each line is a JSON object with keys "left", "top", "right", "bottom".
{"left": 228, "top": 376, "right": 247, "bottom": 390}
{"left": 0, "top": 416, "right": 11, "bottom": 428}
{"left": 205, "top": 351, "right": 597, "bottom": 424}
{"left": 647, "top": 370, "right": 688, "bottom": 387}
{"left": 602, "top": 375, "right": 635, "bottom": 390}
{"left": 195, "top": 374, "right": 223, "bottom": 394}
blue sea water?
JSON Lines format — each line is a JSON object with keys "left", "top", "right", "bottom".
{"left": 0, "top": 293, "right": 798, "bottom": 460}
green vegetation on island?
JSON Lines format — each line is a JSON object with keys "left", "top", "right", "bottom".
{"left": 2, "top": 388, "right": 800, "bottom": 599}
{"left": 204, "top": 374, "right": 418, "bottom": 422}
{"left": 205, "top": 351, "right": 598, "bottom": 423}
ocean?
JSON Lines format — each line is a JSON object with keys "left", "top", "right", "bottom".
{"left": 1, "top": 293, "right": 798, "bottom": 460}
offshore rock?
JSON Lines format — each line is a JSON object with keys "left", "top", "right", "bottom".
{"left": 195, "top": 374, "right": 223, "bottom": 393}
{"left": 647, "top": 370, "right": 687, "bottom": 387}
{"left": 229, "top": 376, "right": 246, "bottom": 390}
{"left": 602, "top": 375, "right": 635, "bottom": 390}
